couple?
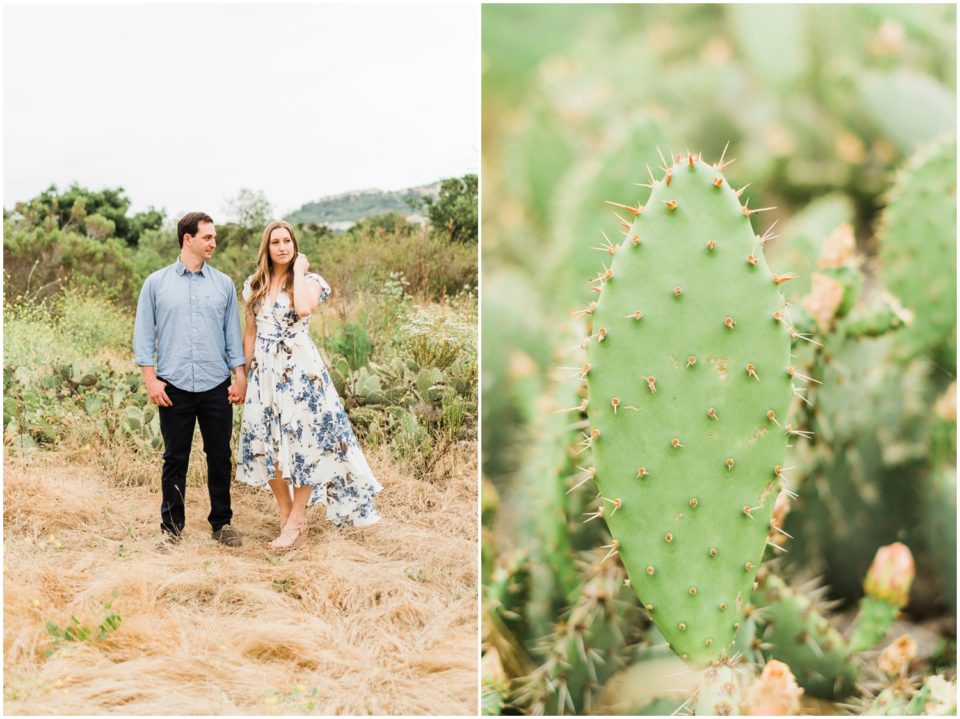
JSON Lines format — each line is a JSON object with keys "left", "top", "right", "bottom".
{"left": 133, "top": 212, "right": 381, "bottom": 551}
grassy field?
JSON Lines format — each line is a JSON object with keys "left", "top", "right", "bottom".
{"left": 4, "top": 438, "right": 477, "bottom": 715}
{"left": 3, "top": 257, "right": 478, "bottom": 714}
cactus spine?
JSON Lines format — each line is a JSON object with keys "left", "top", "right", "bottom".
{"left": 585, "top": 150, "right": 794, "bottom": 667}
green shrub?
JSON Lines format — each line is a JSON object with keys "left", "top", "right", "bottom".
{"left": 4, "top": 289, "right": 131, "bottom": 367}
{"left": 400, "top": 305, "right": 477, "bottom": 370}
{"left": 328, "top": 319, "right": 374, "bottom": 370}
{"left": 392, "top": 409, "right": 432, "bottom": 471}
{"left": 58, "top": 291, "right": 132, "bottom": 356}
{"left": 3, "top": 223, "right": 138, "bottom": 305}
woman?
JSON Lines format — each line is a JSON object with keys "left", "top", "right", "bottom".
{"left": 236, "top": 220, "right": 382, "bottom": 549}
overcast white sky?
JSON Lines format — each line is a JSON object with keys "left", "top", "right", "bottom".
{"left": 3, "top": 3, "right": 479, "bottom": 219}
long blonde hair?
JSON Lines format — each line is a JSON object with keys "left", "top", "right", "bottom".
{"left": 245, "top": 220, "right": 300, "bottom": 315}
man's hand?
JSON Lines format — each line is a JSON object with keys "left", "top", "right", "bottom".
{"left": 228, "top": 374, "right": 247, "bottom": 405}
{"left": 146, "top": 377, "right": 172, "bottom": 406}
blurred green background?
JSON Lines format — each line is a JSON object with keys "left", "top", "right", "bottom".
{"left": 481, "top": 4, "right": 956, "bottom": 714}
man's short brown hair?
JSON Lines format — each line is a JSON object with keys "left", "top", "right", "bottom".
{"left": 177, "top": 212, "right": 214, "bottom": 248}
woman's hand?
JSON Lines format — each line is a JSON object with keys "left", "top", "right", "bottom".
{"left": 293, "top": 253, "right": 310, "bottom": 275}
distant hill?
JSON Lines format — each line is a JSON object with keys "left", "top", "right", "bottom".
{"left": 285, "top": 181, "right": 441, "bottom": 228}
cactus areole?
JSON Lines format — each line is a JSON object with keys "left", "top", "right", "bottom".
{"left": 585, "top": 151, "right": 794, "bottom": 666}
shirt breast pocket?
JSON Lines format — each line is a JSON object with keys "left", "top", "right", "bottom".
{"left": 201, "top": 290, "right": 228, "bottom": 320}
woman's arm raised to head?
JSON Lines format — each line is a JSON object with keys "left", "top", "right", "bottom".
{"left": 292, "top": 256, "right": 324, "bottom": 318}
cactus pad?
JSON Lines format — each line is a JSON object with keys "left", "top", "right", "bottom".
{"left": 753, "top": 572, "right": 857, "bottom": 699}
{"left": 585, "top": 151, "right": 793, "bottom": 666}
{"left": 879, "top": 137, "right": 957, "bottom": 370}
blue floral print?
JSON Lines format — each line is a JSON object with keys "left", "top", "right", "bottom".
{"left": 235, "top": 273, "right": 382, "bottom": 527}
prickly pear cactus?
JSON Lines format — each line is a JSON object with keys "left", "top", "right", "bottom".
{"left": 517, "top": 373, "right": 592, "bottom": 641}
{"left": 752, "top": 571, "right": 858, "bottom": 699}
{"left": 694, "top": 663, "right": 743, "bottom": 715}
{"left": 585, "top": 150, "right": 795, "bottom": 666}
{"left": 518, "top": 553, "right": 641, "bottom": 715}
{"left": 878, "top": 137, "right": 957, "bottom": 370}
{"left": 866, "top": 675, "right": 959, "bottom": 716}
{"left": 120, "top": 403, "right": 162, "bottom": 450}
{"left": 925, "top": 467, "right": 957, "bottom": 611}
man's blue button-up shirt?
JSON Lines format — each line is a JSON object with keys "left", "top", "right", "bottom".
{"left": 133, "top": 258, "right": 245, "bottom": 392}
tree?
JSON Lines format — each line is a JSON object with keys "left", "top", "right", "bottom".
{"left": 224, "top": 188, "right": 273, "bottom": 229}
{"left": 349, "top": 212, "right": 416, "bottom": 241}
{"left": 129, "top": 207, "right": 165, "bottom": 242}
{"left": 8, "top": 184, "right": 163, "bottom": 245}
{"left": 84, "top": 213, "right": 116, "bottom": 241}
{"left": 408, "top": 174, "right": 478, "bottom": 244}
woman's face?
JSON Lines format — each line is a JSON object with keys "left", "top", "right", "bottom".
{"left": 267, "top": 227, "right": 296, "bottom": 267}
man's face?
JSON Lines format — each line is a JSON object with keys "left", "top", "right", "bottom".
{"left": 185, "top": 221, "right": 217, "bottom": 260}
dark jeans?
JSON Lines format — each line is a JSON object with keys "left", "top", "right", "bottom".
{"left": 157, "top": 377, "right": 233, "bottom": 534}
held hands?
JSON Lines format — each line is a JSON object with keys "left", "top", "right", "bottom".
{"left": 227, "top": 374, "right": 247, "bottom": 405}
{"left": 293, "top": 253, "right": 310, "bottom": 276}
{"left": 146, "top": 377, "right": 172, "bottom": 407}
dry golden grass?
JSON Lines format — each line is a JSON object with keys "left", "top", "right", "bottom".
{"left": 3, "top": 443, "right": 478, "bottom": 715}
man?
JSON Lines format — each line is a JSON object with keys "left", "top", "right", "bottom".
{"left": 133, "top": 212, "right": 247, "bottom": 548}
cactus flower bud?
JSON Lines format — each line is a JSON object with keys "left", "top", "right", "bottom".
{"left": 744, "top": 659, "right": 804, "bottom": 715}
{"left": 817, "top": 223, "right": 856, "bottom": 269}
{"left": 934, "top": 381, "right": 956, "bottom": 423}
{"left": 863, "top": 542, "right": 915, "bottom": 607}
{"left": 877, "top": 634, "right": 917, "bottom": 678}
{"left": 871, "top": 20, "right": 906, "bottom": 57}
{"left": 802, "top": 273, "right": 845, "bottom": 330}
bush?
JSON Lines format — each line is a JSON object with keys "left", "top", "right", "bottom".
{"left": 298, "top": 220, "right": 477, "bottom": 302}
{"left": 3, "top": 223, "right": 139, "bottom": 305}
{"left": 400, "top": 304, "right": 477, "bottom": 369}
{"left": 58, "top": 291, "right": 133, "bottom": 357}
{"left": 328, "top": 319, "right": 374, "bottom": 371}
{"left": 131, "top": 227, "right": 179, "bottom": 285}
{"left": 128, "top": 217, "right": 475, "bottom": 305}
{"left": 4, "top": 289, "right": 132, "bottom": 367}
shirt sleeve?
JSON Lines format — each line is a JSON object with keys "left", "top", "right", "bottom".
{"left": 306, "top": 273, "right": 332, "bottom": 303}
{"left": 241, "top": 275, "right": 253, "bottom": 302}
{"left": 224, "top": 278, "right": 246, "bottom": 370}
{"left": 132, "top": 275, "right": 157, "bottom": 366}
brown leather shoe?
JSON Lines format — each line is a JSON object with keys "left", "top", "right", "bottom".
{"left": 212, "top": 525, "right": 242, "bottom": 547}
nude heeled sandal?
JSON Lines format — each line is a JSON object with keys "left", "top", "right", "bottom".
{"left": 269, "top": 520, "right": 308, "bottom": 550}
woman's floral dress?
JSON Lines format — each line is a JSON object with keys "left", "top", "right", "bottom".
{"left": 236, "top": 273, "right": 382, "bottom": 527}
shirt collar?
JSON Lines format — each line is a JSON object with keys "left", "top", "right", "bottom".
{"left": 175, "top": 257, "right": 207, "bottom": 276}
